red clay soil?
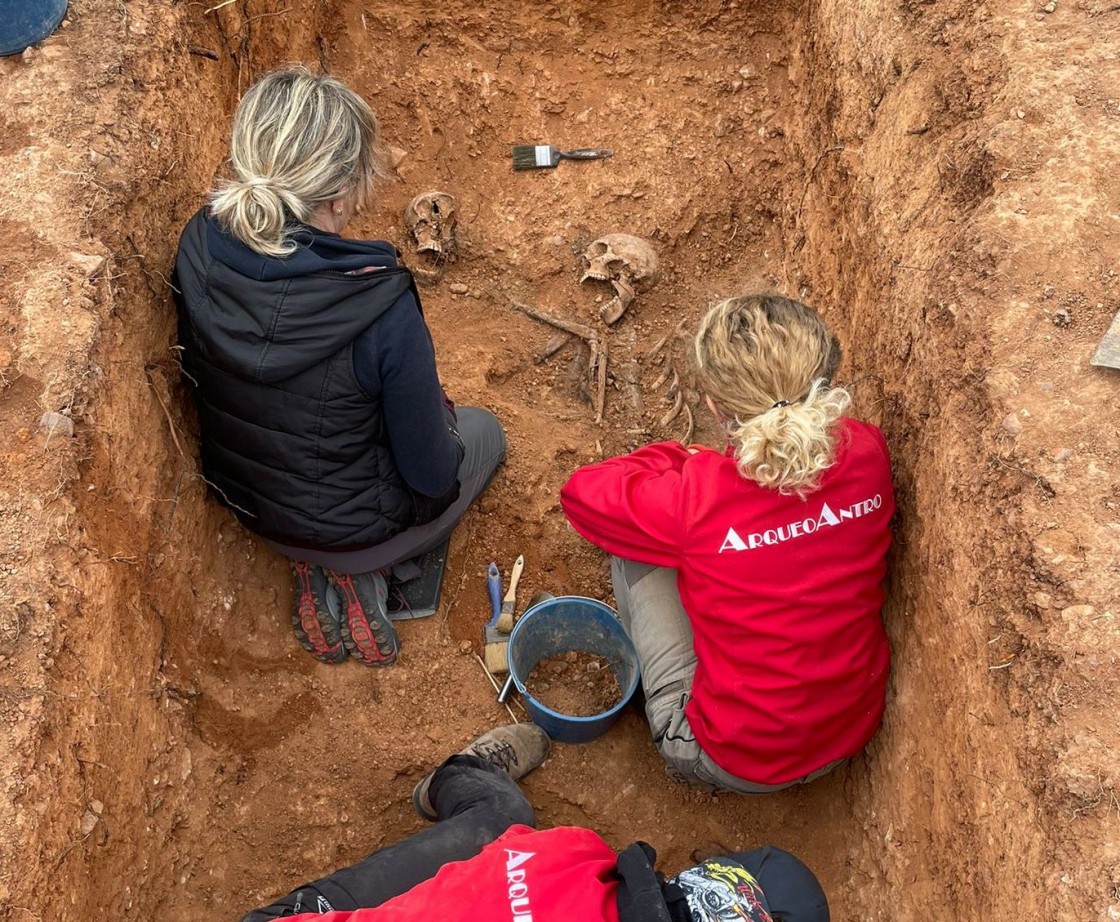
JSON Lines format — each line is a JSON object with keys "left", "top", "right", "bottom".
{"left": 1, "top": 1, "right": 1118, "bottom": 921}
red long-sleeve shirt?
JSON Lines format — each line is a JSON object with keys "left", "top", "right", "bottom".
{"left": 283, "top": 827, "right": 621, "bottom": 922}
{"left": 560, "top": 418, "right": 894, "bottom": 784}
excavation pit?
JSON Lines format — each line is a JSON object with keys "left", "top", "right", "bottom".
{"left": 1, "top": 1, "right": 1118, "bottom": 920}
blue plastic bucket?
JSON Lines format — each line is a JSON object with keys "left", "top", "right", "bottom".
{"left": 1, "top": 0, "right": 68, "bottom": 56}
{"left": 507, "top": 596, "right": 640, "bottom": 743}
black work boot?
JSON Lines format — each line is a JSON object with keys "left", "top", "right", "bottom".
{"left": 327, "top": 569, "right": 400, "bottom": 667}
{"left": 290, "top": 561, "right": 347, "bottom": 664}
{"left": 412, "top": 723, "right": 551, "bottom": 821}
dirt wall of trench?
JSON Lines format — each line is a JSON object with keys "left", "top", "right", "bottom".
{"left": 784, "top": 1, "right": 1120, "bottom": 917}
{"left": 1, "top": 1, "right": 1117, "bottom": 921}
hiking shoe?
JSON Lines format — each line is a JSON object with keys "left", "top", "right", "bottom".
{"left": 290, "top": 561, "right": 346, "bottom": 664}
{"left": 328, "top": 569, "right": 400, "bottom": 667}
{"left": 412, "top": 723, "right": 551, "bottom": 821}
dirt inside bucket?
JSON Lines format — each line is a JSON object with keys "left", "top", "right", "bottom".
{"left": 525, "top": 651, "right": 624, "bottom": 718}
{"left": 2, "top": 1, "right": 1119, "bottom": 921}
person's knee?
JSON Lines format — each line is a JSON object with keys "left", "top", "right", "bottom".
{"left": 494, "top": 799, "right": 536, "bottom": 831}
{"left": 457, "top": 414, "right": 506, "bottom": 485}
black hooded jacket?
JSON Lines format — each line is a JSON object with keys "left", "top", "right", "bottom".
{"left": 173, "top": 208, "right": 458, "bottom": 550}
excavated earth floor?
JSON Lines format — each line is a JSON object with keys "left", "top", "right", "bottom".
{"left": 1, "top": 1, "right": 1118, "bottom": 920}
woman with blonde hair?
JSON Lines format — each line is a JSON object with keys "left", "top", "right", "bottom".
{"left": 561, "top": 294, "right": 894, "bottom": 791}
{"left": 174, "top": 68, "right": 505, "bottom": 667}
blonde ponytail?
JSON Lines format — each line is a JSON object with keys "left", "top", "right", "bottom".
{"left": 724, "top": 379, "right": 850, "bottom": 495}
{"left": 209, "top": 67, "right": 383, "bottom": 258}
{"left": 695, "top": 294, "right": 848, "bottom": 497}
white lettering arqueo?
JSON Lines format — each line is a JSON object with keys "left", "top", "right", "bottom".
{"left": 505, "top": 849, "right": 536, "bottom": 922}
{"left": 719, "top": 495, "right": 883, "bottom": 553}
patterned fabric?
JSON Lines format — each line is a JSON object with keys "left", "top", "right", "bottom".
{"left": 670, "top": 859, "right": 773, "bottom": 922}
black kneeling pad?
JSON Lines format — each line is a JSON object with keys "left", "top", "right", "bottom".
{"left": 386, "top": 538, "right": 450, "bottom": 621}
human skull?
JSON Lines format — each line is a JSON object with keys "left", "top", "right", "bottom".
{"left": 404, "top": 191, "right": 458, "bottom": 257}
{"left": 580, "top": 233, "right": 659, "bottom": 325}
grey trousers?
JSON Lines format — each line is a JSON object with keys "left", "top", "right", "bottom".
{"left": 611, "top": 557, "right": 844, "bottom": 794}
{"left": 261, "top": 408, "right": 506, "bottom": 575}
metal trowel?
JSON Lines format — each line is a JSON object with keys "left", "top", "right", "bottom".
{"left": 1092, "top": 311, "right": 1120, "bottom": 369}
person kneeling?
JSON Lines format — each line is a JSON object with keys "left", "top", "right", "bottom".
{"left": 240, "top": 723, "right": 829, "bottom": 921}
{"left": 560, "top": 294, "right": 896, "bottom": 793}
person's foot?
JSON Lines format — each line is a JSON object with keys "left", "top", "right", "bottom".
{"left": 290, "top": 561, "right": 347, "bottom": 664}
{"left": 412, "top": 723, "right": 551, "bottom": 821}
{"left": 328, "top": 569, "right": 400, "bottom": 666}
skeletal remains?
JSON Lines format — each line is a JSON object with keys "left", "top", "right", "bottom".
{"left": 580, "top": 233, "right": 660, "bottom": 325}
{"left": 404, "top": 191, "right": 458, "bottom": 284}
{"left": 514, "top": 295, "right": 694, "bottom": 441}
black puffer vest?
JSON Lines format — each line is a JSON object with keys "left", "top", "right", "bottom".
{"left": 173, "top": 209, "right": 422, "bottom": 549}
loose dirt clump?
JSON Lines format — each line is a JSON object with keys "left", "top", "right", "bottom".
{"left": 1, "top": 1, "right": 1118, "bottom": 921}
{"left": 525, "top": 651, "right": 623, "bottom": 717}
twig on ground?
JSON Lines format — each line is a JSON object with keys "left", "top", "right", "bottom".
{"left": 474, "top": 654, "right": 519, "bottom": 723}
{"left": 205, "top": 0, "right": 239, "bottom": 12}
{"left": 145, "top": 370, "right": 186, "bottom": 459}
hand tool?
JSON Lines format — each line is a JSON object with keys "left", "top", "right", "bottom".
{"left": 495, "top": 554, "right": 524, "bottom": 633}
{"left": 511, "top": 145, "right": 613, "bottom": 170}
{"left": 482, "top": 562, "right": 510, "bottom": 675}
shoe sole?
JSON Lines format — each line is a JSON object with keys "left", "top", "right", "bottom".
{"left": 290, "top": 562, "right": 346, "bottom": 664}
{"left": 330, "top": 572, "right": 400, "bottom": 667}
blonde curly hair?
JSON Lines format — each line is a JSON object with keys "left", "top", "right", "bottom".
{"left": 694, "top": 294, "right": 850, "bottom": 497}
{"left": 209, "top": 67, "right": 384, "bottom": 257}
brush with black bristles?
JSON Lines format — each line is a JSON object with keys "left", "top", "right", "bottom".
{"left": 512, "top": 144, "right": 613, "bottom": 170}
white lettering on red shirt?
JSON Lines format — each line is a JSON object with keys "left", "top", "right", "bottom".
{"left": 719, "top": 495, "right": 883, "bottom": 553}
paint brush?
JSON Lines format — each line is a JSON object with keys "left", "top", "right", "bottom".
{"left": 482, "top": 562, "right": 510, "bottom": 675}
{"left": 511, "top": 145, "right": 613, "bottom": 170}
{"left": 495, "top": 554, "right": 524, "bottom": 633}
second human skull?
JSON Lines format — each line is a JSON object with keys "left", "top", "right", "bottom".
{"left": 404, "top": 191, "right": 458, "bottom": 256}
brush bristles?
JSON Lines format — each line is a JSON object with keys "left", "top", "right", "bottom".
{"left": 511, "top": 144, "right": 555, "bottom": 170}
{"left": 483, "top": 641, "right": 510, "bottom": 675}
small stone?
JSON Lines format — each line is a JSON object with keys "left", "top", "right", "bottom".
{"left": 449, "top": 282, "right": 468, "bottom": 295}
{"left": 1104, "top": 903, "right": 1120, "bottom": 922}
{"left": 39, "top": 412, "right": 75, "bottom": 439}
{"left": 387, "top": 146, "right": 408, "bottom": 169}
{"left": 549, "top": 235, "right": 565, "bottom": 247}
{"left": 67, "top": 251, "right": 106, "bottom": 276}
{"left": 1060, "top": 604, "right": 1095, "bottom": 621}
{"left": 90, "top": 799, "right": 104, "bottom": 815}
{"left": 1052, "top": 308, "right": 1071, "bottom": 327}
{"left": 458, "top": 640, "right": 472, "bottom": 654}
{"left": 80, "top": 811, "right": 98, "bottom": 836}
{"left": 21, "top": 46, "right": 36, "bottom": 63}
{"left": 1001, "top": 413, "right": 1023, "bottom": 437}
{"left": 1043, "top": 0, "right": 1056, "bottom": 11}
{"left": 1053, "top": 448, "right": 1073, "bottom": 463}
{"left": 1016, "top": 109, "right": 1026, "bottom": 119}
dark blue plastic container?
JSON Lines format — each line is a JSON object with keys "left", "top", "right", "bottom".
{"left": 507, "top": 596, "right": 640, "bottom": 743}
{"left": 1, "top": 0, "right": 68, "bottom": 56}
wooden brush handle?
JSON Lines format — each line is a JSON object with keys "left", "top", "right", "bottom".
{"left": 504, "top": 555, "right": 524, "bottom": 603}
